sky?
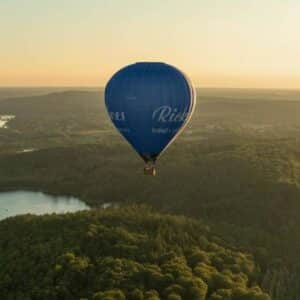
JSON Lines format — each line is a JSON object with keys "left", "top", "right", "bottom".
{"left": 1, "top": 0, "right": 300, "bottom": 88}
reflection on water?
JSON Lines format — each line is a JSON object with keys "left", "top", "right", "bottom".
{"left": 0, "top": 115, "right": 15, "bottom": 128}
{"left": 18, "top": 148, "right": 36, "bottom": 153}
{"left": 0, "top": 191, "right": 89, "bottom": 221}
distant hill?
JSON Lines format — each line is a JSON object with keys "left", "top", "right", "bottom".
{"left": 0, "top": 87, "right": 100, "bottom": 100}
{"left": 2, "top": 89, "right": 300, "bottom": 154}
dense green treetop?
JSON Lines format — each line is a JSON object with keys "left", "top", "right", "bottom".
{"left": 0, "top": 206, "right": 270, "bottom": 300}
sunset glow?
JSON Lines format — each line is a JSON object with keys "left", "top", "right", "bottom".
{"left": 1, "top": 0, "right": 300, "bottom": 88}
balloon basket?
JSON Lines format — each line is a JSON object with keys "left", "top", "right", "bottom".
{"left": 144, "top": 163, "right": 156, "bottom": 176}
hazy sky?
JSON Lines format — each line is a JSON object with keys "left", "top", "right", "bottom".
{"left": 1, "top": 0, "right": 300, "bottom": 88}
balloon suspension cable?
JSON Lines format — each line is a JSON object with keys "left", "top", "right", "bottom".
{"left": 144, "top": 161, "right": 156, "bottom": 176}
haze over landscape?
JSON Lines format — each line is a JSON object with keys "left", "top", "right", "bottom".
{"left": 1, "top": 1, "right": 300, "bottom": 300}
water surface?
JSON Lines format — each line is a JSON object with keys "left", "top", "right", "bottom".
{"left": 0, "top": 191, "right": 89, "bottom": 221}
{"left": 0, "top": 115, "right": 15, "bottom": 128}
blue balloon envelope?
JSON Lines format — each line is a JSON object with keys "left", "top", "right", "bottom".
{"left": 105, "top": 62, "right": 196, "bottom": 166}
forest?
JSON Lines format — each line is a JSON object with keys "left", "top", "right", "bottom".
{"left": 0, "top": 206, "right": 270, "bottom": 300}
{"left": 1, "top": 88, "right": 300, "bottom": 299}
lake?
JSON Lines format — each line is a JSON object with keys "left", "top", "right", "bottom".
{"left": 0, "top": 191, "right": 89, "bottom": 221}
{"left": 0, "top": 115, "right": 15, "bottom": 128}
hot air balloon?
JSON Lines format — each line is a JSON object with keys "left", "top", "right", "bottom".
{"left": 105, "top": 62, "right": 196, "bottom": 175}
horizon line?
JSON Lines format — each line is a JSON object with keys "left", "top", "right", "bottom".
{"left": 1, "top": 86, "right": 300, "bottom": 91}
